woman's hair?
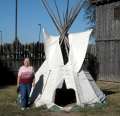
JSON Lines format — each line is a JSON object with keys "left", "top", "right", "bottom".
{"left": 23, "top": 58, "right": 31, "bottom": 66}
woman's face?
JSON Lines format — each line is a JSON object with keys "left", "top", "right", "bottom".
{"left": 24, "top": 58, "right": 30, "bottom": 67}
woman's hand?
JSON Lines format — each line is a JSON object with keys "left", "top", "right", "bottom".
{"left": 32, "top": 80, "right": 35, "bottom": 88}
{"left": 17, "top": 85, "right": 20, "bottom": 93}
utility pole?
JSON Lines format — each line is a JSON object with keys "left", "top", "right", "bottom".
{"left": 38, "top": 24, "right": 41, "bottom": 43}
{"left": 15, "top": 0, "right": 18, "bottom": 41}
{"left": 38, "top": 24, "right": 42, "bottom": 65}
{"left": 0, "top": 30, "right": 2, "bottom": 55}
{"left": 0, "top": 30, "right": 2, "bottom": 45}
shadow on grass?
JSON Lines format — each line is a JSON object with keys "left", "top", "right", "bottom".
{"left": 102, "top": 90, "right": 116, "bottom": 96}
{"left": 0, "top": 59, "right": 16, "bottom": 89}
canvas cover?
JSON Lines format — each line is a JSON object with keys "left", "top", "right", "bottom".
{"left": 68, "top": 31, "right": 92, "bottom": 72}
{"left": 30, "top": 30, "right": 105, "bottom": 108}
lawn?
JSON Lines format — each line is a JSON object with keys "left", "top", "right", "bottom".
{"left": 0, "top": 81, "right": 120, "bottom": 116}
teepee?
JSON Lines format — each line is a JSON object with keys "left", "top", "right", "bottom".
{"left": 30, "top": 0, "right": 105, "bottom": 108}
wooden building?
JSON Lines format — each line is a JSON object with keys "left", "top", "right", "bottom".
{"left": 92, "top": 0, "right": 120, "bottom": 82}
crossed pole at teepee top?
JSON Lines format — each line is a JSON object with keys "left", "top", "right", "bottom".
{"left": 41, "top": 0, "right": 86, "bottom": 64}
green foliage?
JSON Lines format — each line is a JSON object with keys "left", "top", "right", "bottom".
{"left": 70, "top": 102, "right": 107, "bottom": 112}
{"left": 83, "top": 0, "right": 96, "bottom": 28}
{"left": 48, "top": 105, "right": 61, "bottom": 112}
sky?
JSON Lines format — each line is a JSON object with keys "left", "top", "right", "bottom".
{"left": 0, "top": 0, "right": 90, "bottom": 43}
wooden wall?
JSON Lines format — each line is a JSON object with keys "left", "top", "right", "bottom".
{"left": 96, "top": 1, "right": 120, "bottom": 81}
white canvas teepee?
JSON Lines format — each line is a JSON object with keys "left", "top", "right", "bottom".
{"left": 30, "top": 30, "right": 105, "bottom": 108}
{"left": 30, "top": 0, "right": 105, "bottom": 109}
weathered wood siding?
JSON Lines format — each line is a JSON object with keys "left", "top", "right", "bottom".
{"left": 96, "top": 1, "right": 120, "bottom": 81}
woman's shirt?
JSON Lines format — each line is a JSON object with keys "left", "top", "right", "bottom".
{"left": 18, "top": 66, "right": 34, "bottom": 84}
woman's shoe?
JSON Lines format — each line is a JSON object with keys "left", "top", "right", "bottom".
{"left": 21, "top": 107, "right": 25, "bottom": 111}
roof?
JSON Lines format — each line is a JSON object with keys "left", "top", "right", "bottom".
{"left": 91, "top": 0, "right": 97, "bottom": 4}
{"left": 91, "top": 0, "right": 120, "bottom": 5}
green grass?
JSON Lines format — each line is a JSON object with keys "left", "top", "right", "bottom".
{"left": 0, "top": 81, "right": 120, "bottom": 116}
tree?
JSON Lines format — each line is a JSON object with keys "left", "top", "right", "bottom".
{"left": 83, "top": 0, "right": 96, "bottom": 40}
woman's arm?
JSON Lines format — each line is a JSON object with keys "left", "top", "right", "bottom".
{"left": 17, "top": 67, "right": 22, "bottom": 87}
{"left": 32, "top": 78, "right": 35, "bottom": 87}
{"left": 17, "top": 76, "right": 20, "bottom": 87}
{"left": 32, "top": 66, "right": 35, "bottom": 87}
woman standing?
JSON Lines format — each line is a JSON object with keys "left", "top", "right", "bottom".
{"left": 17, "top": 58, "right": 35, "bottom": 110}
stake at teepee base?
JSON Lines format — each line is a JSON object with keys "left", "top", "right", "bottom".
{"left": 30, "top": 0, "right": 106, "bottom": 109}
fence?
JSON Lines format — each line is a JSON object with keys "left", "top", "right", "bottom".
{"left": 0, "top": 41, "right": 45, "bottom": 75}
{"left": 0, "top": 41, "right": 96, "bottom": 77}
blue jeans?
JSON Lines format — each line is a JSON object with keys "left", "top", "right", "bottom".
{"left": 19, "top": 83, "right": 32, "bottom": 107}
